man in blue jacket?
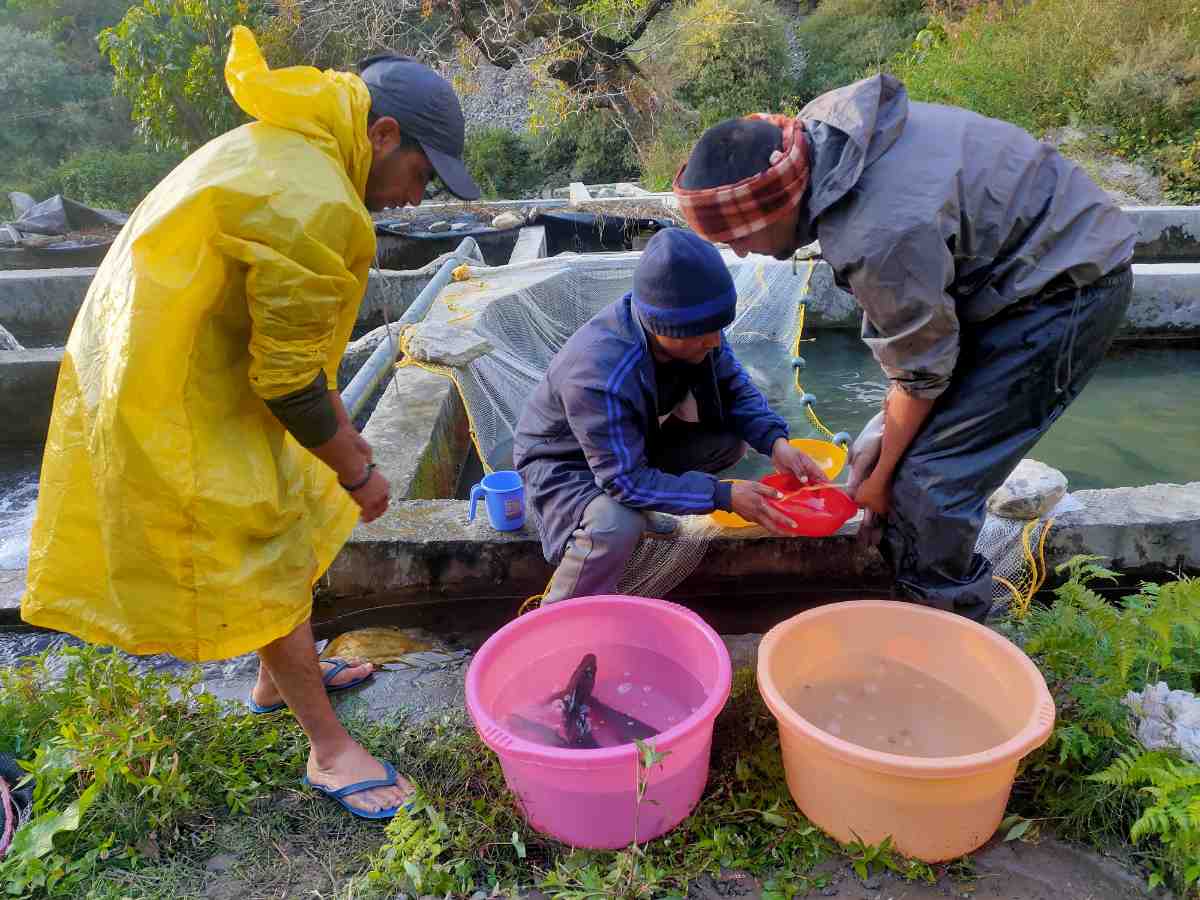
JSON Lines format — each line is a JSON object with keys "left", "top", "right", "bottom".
{"left": 513, "top": 228, "right": 826, "bottom": 603}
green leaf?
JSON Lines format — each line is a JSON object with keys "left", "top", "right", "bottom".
{"left": 6, "top": 782, "right": 101, "bottom": 862}
{"left": 1004, "top": 819, "right": 1032, "bottom": 842}
{"left": 760, "top": 810, "right": 788, "bottom": 827}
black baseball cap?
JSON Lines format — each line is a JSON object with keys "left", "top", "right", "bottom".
{"left": 358, "top": 54, "right": 481, "bottom": 201}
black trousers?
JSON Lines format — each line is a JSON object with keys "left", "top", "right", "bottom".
{"left": 883, "top": 266, "right": 1134, "bottom": 622}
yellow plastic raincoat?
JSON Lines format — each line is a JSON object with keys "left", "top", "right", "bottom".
{"left": 21, "top": 27, "right": 377, "bottom": 661}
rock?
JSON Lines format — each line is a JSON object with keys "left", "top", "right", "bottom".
{"left": 0, "top": 323, "right": 21, "bottom": 351}
{"left": 450, "top": 222, "right": 470, "bottom": 231}
{"left": 492, "top": 212, "right": 523, "bottom": 230}
{"left": 427, "top": 221, "right": 451, "bottom": 233}
{"left": 988, "top": 459, "right": 1067, "bottom": 520}
{"left": 405, "top": 322, "right": 494, "bottom": 367}
{"left": 7, "top": 191, "right": 35, "bottom": 218}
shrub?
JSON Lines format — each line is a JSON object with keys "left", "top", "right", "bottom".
{"left": 660, "top": 0, "right": 798, "bottom": 126}
{"left": 529, "top": 110, "right": 641, "bottom": 190}
{"left": 52, "top": 146, "right": 184, "bottom": 212}
{"left": 1088, "top": 28, "right": 1200, "bottom": 145}
{"left": 463, "top": 127, "right": 539, "bottom": 199}
{"left": 892, "top": 0, "right": 1200, "bottom": 135}
{"left": 1002, "top": 558, "right": 1200, "bottom": 894}
{"left": 794, "top": 0, "right": 926, "bottom": 105}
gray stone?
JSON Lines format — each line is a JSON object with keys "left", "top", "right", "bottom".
{"left": 0, "top": 323, "right": 21, "bottom": 351}
{"left": 1127, "top": 263, "right": 1200, "bottom": 335}
{"left": 0, "top": 267, "right": 94, "bottom": 347}
{"left": 7, "top": 191, "right": 35, "bottom": 219}
{"left": 1046, "top": 481, "right": 1200, "bottom": 578}
{"left": 360, "top": 366, "right": 469, "bottom": 501}
{"left": 428, "top": 221, "right": 451, "bottom": 233}
{"left": 1127, "top": 205, "right": 1200, "bottom": 262}
{"left": 491, "top": 212, "right": 523, "bottom": 230}
{"left": 0, "top": 348, "right": 63, "bottom": 446}
{"left": 0, "top": 567, "right": 25, "bottom": 625}
{"left": 508, "top": 226, "right": 548, "bottom": 264}
{"left": 405, "top": 322, "right": 494, "bottom": 367}
{"left": 988, "top": 459, "right": 1068, "bottom": 519}
{"left": 450, "top": 222, "right": 470, "bottom": 231}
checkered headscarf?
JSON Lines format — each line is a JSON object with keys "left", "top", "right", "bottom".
{"left": 672, "top": 114, "right": 810, "bottom": 244}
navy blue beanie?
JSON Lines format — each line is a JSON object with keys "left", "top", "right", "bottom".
{"left": 632, "top": 228, "right": 736, "bottom": 338}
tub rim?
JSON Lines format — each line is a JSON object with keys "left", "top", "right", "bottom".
{"left": 466, "top": 593, "right": 733, "bottom": 769}
{"left": 756, "top": 599, "right": 1055, "bottom": 780}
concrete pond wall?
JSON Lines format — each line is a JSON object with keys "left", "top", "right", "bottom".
{"left": 2, "top": 205, "right": 1200, "bottom": 629}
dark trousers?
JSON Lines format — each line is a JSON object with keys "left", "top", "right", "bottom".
{"left": 883, "top": 266, "right": 1133, "bottom": 622}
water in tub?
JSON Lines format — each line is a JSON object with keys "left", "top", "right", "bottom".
{"left": 784, "top": 655, "right": 1010, "bottom": 757}
{"left": 498, "top": 647, "right": 707, "bottom": 749}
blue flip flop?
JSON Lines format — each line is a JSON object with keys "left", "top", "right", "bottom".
{"left": 302, "top": 759, "right": 415, "bottom": 821}
{"left": 247, "top": 657, "right": 374, "bottom": 714}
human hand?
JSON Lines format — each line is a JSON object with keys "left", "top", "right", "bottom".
{"left": 730, "top": 480, "right": 797, "bottom": 535}
{"left": 771, "top": 437, "right": 828, "bottom": 485}
{"left": 852, "top": 470, "right": 891, "bottom": 517}
{"left": 350, "top": 468, "right": 390, "bottom": 522}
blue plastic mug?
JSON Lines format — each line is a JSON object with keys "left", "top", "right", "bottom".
{"left": 468, "top": 470, "right": 526, "bottom": 531}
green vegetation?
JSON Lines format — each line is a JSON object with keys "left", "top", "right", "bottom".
{"left": 3, "top": 562, "right": 1200, "bottom": 897}
{"left": 793, "top": 0, "right": 926, "bottom": 105}
{"left": 1001, "top": 557, "right": 1200, "bottom": 894}
{"left": 892, "top": 0, "right": 1200, "bottom": 202}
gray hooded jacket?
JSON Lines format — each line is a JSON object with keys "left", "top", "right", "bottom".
{"left": 800, "top": 75, "right": 1135, "bottom": 399}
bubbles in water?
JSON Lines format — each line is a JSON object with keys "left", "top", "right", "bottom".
{"left": 642, "top": 685, "right": 652, "bottom": 693}
{"left": 866, "top": 713, "right": 877, "bottom": 722}
{"left": 827, "top": 720, "right": 842, "bottom": 736}
{"left": 864, "top": 682, "right": 880, "bottom": 696}
{"left": 626, "top": 720, "right": 635, "bottom": 727}
{"left": 667, "top": 715, "right": 676, "bottom": 723}
{"left": 835, "top": 692, "right": 850, "bottom": 704}
{"left": 623, "top": 671, "right": 632, "bottom": 678}
{"left": 0, "top": 475, "right": 38, "bottom": 569}
{"left": 914, "top": 682, "right": 926, "bottom": 690}
{"left": 641, "top": 701, "right": 649, "bottom": 708}
{"left": 617, "top": 682, "right": 633, "bottom": 695}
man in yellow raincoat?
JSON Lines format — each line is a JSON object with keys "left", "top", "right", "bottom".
{"left": 21, "top": 27, "right": 480, "bottom": 820}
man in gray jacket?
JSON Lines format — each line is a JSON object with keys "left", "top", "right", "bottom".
{"left": 674, "top": 75, "right": 1135, "bottom": 622}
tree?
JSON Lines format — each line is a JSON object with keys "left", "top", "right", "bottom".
{"left": 0, "top": 0, "right": 130, "bottom": 72}
{"left": 100, "top": 0, "right": 270, "bottom": 150}
{"left": 0, "top": 25, "right": 116, "bottom": 161}
{"left": 283, "top": 0, "right": 683, "bottom": 147}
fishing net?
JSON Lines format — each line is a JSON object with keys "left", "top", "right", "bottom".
{"left": 381, "top": 252, "right": 1047, "bottom": 613}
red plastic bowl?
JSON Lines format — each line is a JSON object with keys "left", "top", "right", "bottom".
{"left": 760, "top": 472, "right": 859, "bottom": 537}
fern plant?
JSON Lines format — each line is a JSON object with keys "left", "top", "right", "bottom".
{"left": 1093, "top": 750, "right": 1200, "bottom": 890}
{"left": 1007, "top": 558, "right": 1200, "bottom": 895}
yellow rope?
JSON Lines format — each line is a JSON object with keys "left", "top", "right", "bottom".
{"left": 791, "top": 260, "right": 837, "bottom": 440}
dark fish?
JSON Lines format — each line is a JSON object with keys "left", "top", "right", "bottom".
{"left": 506, "top": 713, "right": 570, "bottom": 748}
{"left": 562, "top": 653, "right": 598, "bottom": 746}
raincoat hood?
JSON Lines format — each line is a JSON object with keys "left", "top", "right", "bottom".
{"left": 799, "top": 74, "right": 908, "bottom": 220}
{"left": 225, "top": 26, "right": 373, "bottom": 199}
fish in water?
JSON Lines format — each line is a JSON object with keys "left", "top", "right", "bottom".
{"left": 513, "top": 653, "right": 660, "bottom": 749}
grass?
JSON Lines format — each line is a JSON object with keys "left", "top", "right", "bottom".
{"left": 4, "top": 558, "right": 1199, "bottom": 897}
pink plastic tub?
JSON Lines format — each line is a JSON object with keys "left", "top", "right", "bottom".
{"left": 466, "top": 595, "right": 732, "bottom": 849}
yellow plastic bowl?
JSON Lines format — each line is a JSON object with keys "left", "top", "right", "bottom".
{"left": 788, "top": 438, "right": 847, "bottom": 480}
{"left": 757, "top": 600, "right": 1055, "bottom": 862}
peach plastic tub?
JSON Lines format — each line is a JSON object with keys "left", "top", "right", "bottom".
{"left": 757, "top": 600, "right": 1055, "bottom": 862}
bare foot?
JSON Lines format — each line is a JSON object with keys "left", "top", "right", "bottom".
{"left": 307, "top": 741, "right": 414, "bottom": 815}
{"left": 250, "top": 658, "right": 374, "bottom": 709}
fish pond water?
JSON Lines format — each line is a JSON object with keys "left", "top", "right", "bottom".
{"left": 495, "top": 644, "right": 708, "bottom": 749}
{"left": 783, "top": 654, "right": 1010, "bottom": 758}
{"left": 726, "top": 334, "right": 1200, "bottom": 490}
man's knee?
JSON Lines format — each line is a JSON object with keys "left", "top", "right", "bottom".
{"left": 581, "top": 495, "right": 646, "bottom": 558}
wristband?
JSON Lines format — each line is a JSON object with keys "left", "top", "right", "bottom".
{"left": 340, "top": 462, "right": 376, "bottom": 492}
